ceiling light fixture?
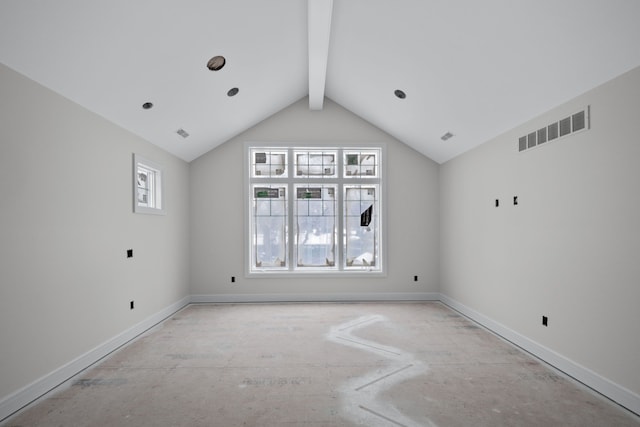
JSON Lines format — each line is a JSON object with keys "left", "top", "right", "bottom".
{"left": 207, "top": 56, "right": 226, "bottom": 71}
{"left": 441, "top": 132, "right": 454, "bottom": 141}
{"left": 394, "top": 89, "right": 406, "bottom": 99}
{"left": 227, "top": 87, "right": 239, "bottom": 97}
{"left": 142, "top": 102, "right": 153, "bottom": 109}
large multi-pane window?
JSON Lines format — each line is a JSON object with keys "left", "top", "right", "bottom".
{"left": 247, "top": 145, "right": 383, "bottom": 274}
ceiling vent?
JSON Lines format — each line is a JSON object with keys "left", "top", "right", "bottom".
{"left": 518, "top": 106, "right": 590, "bottom": 152}
{"left": 441, "top": 132, "right": 454, "bottom": 141}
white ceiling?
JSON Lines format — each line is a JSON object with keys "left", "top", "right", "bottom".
{"left": 1, "top": 1, "right": 640, "bottom": 164}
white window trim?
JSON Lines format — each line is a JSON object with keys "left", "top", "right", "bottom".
{"left": 244, "top": 142, "right": 387, "bottom": 278}
{"left": 133, "top": 153, "right": 166, "bottom": 215}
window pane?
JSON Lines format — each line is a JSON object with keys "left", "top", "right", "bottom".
{"left": 344, "top": 150, "right": 378, "bottom": 177}
{"left": 295, "top": 186, "right": 337, "bottom": 268}
{"left": 137, "top": 188, "right": 149, "bottom": 205}
{"left": 294, "top": 151, "right": 336, "bottom": 177}
{"left": 253, "top": 186, "right": 287, "bottom": 269}
{"left": 252, "top": 150, "right": 287, "bottom": 178}
{"left": 137, "top": 166, "right": 158, "bottom": 208}
{"left": 344, "top": 185, "right": 378, "bottom": 268}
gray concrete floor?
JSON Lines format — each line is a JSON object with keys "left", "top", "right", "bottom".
{"left": 4, "top": 302, "right": 639, "bottom": 426}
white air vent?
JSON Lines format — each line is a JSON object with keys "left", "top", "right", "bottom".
{"left": 518, "top": 106, "right": 590, "bottom": 152}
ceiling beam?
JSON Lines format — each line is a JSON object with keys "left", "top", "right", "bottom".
{"left": 308, "top": 0, "right": 333, "bottom": 110}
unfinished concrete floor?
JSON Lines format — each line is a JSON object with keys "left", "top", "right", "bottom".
{"left": 5, "top": 302, "right": 639, "bottom": 427}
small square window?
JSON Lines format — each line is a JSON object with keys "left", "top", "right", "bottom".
{"left": 133, "top": 154, "right": 165, "bottom": 215}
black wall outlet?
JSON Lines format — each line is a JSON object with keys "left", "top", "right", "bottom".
{"left": 414, "top": 275, "right": 418, "bottom": 282}
{"left": 513, "top": 196, "right": 518, "bottom": 205}
{"left": 130, "top": 301, "right": 135, "bottom": 310}
{"left": 127, "top": 249, "right": 133, "bottom": 258}
{"left": 542, "top": 315, "right": 548, "bottom": 326}
{"left": 231, "top": 276, "right": 236, "bottom": 283}
{"left": 495, "top": 199, "right": 499, "bottom": 207}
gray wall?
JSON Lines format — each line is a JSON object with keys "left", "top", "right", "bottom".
{"left": 440, "top": 66, "right": 640, "bottom": 397}
{"left": 0, "top": 63, "right": 190, "bottom": 401}
{"left": 189, "top": 97, "right": 440, "bottom": 298}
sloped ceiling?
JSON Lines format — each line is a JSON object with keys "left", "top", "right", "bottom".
{"left": 1, "top": 1, "right": 640, "bottom": 164}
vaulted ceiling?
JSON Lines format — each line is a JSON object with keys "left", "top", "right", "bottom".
{"left": 2, "top": 1, "right": 640, "bottom": 164}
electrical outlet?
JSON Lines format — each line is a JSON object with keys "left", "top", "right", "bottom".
{"left": 495, "top": 199, "right": 499, "bottom": 207}
{"left": 414, "top": 275, "right": 418, "bottom": 282}
{"left": 130, "top": 301, "right": 135, "bottom": 310}
{"left": 231, "top": 276, "right": 236, "bottom": 283}
{"left": 513, "top": 196, "right": 518, "bottom": 205}
{"left": 542, "top": 315, "right": 548, "bottom": 326}
{"left": 127, "top": 249, "right": 133, "bottom": 258}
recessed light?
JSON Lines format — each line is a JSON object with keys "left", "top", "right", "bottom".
{"left": 394, "top": 89, "right": 406, "bottom": 99}
{"left": 142, "top": 102, "right": 153, "bottom": 109}
{"left": 227, "top": 87, "right": 239, "bottom": 97}
{"left": 207, "top": 56, "right": 226, "bottom": 71}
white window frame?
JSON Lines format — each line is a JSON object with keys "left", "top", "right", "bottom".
{"left": 133, "top": 154, "right": 165, "bottom": 215}
{"left": 245, "top": 143, "right": 386, "bottom": 277}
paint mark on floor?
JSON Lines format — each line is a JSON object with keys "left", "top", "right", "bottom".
{"left": 335, "top": 336, "right": 403, "bottom": 356}
{"left": 360, "top": 405, "right": 409, "bottom": 427}
{"left": 327, "top": 315, "right": 437, "bottom": 427}
{"left": 355, "top": 364, "right": 414, "bottom": 391}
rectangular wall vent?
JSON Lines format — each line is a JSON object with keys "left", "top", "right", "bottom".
{"left": 518, "top": 106, "right": 590, "bottom": 152}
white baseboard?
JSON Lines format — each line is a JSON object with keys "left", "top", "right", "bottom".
{"left": 190, "top": 292, "right": 441, "bottom": 304}
{"left": 438, "top": 293, "right": 640, "bottom": 416}
{"left": 2, "top": 293, "right": 638, "bottom": 423}
{"left": 0, "top": 295, "right": 191, "bottom": 424}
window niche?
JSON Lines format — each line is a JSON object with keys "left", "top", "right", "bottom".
{"left": 133, "top": 154, "right": 165, "bottom": 215}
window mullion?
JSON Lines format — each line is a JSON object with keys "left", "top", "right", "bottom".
{"left": 287, "top": 149, "right": 295, "bottom": 271}
{"left": 337, "top": 149, "right": 344, "bottom": 271}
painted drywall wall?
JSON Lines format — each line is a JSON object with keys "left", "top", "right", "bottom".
{"left": 440, "top": 66, "right": 640, "bottom": 397}
{"left": 190, "top": 97, "right": 439, "bottom": 298}
{"left": 0, "top": 63, "right": 190, "bottom": 402}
